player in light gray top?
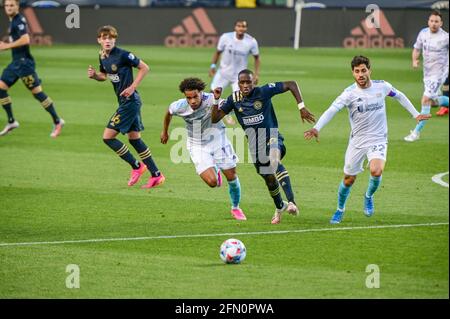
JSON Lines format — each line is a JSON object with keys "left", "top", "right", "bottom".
{"left": 161, "top": 78, "right": 246, "bottom": 221}
{"left": 404, "top": 10, "right": 449, "bottom": 142}
{"left": 209, "top": 20, "right": 260, "bottom": 125}
{"left": 304, "top": 56, "right": 430, "bottom": 224}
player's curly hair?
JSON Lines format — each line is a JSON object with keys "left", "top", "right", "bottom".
{"left": 351, "top": 55, "right": 370, "bottom": 70}
{"left": 179, "top": 78, "right": 206, "bottom": 93}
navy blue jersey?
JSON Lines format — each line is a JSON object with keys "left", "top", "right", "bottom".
{"left": 220, "top": 82, "right": 285, "bottom": 142}
{"left": 8, "top": 13, "right": 33, "bottom": 61}
{"left": 99, "top": 46, "right": 140, "bottom": 103}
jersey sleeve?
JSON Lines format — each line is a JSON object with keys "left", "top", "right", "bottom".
{"left": 217, "top": 34, "right": 226, "bottom": 52}
{"left": 14, "top": 16, "right": 29, "bottom": 37}
{"left": 330, "top": 90, "right": 351, "bottom": 111}
{"left": 413, "top": 31, "right": 423, "bottom": 50}
{"left": 121, "top": 50, "right": 140, "bottom": 68}
{"left": 219, "top": 96, "right": 235, "bottom": 115}
{"left": 250, "top": 38, "right": 259, "bottom": 56}
{"left": 98, "top": 56, "right": 106, "bottom": 74}
{"left": 260, "top": 82, "right": 285, "bottom": 99}
{"left": 383, "top": 81, "right": 398, "bottom": 97}
{"left": 168, "top": 100, "right": 184, "bottom": 116}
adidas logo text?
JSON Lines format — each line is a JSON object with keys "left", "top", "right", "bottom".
{"left": 165, "top": 8, "right": 218, "bottom": 48}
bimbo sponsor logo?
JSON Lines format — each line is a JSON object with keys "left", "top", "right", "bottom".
{"left": 165, "top": 8, "right": 218, "bottom": 48}
{"left": 343, "top": 10, "right": 404, "bottom": 48}
{"left": 242, "top": 114, "right": 264, "bottom": 126}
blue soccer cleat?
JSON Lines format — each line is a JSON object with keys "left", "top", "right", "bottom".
{"left": 364, "top": 194, "right": 374, "bottom": 217}
{"left": 330, "top": 209, "right": 344, "bottom": 224}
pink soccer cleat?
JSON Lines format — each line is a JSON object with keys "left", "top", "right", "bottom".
{"left": 128, "top": 163, "right": 147, "bottom": 186}
{"left": 287, "top": 202, "right": 299, "bottom": 216}
{"left": 141, "top": 173, "right": 165, "bottom": 189}
{"left": 271, "top": 201, "right": 288, "bottom": 225}
{"left": 217, "top": 169, "right": 222, "bottom": 187}
{"left": 231, "top": 208, "right": 247, "bottom": 221}
{"left": 50, "top": 118, "right": 65, "bottom": 138}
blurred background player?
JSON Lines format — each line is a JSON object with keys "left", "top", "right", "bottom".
{"left": 305, "top": 56, "right": 431, "bottom": 224}
{"left": 208, "top": 20, "right": 260, "bottom": 125}
{"left": 436, "top": 76, "right": 449, "bottom": 116}
{"left": 404, "top": 11, "right": 449, "bottom": 142}
{"left": 0, "top": 0, "right": 64, "bottom": 137}
{"left": 161, "top": 78, "right": 245, "bottom": 220}
{"left": 88, "top": 25, "right": 164, "bottom": 189}
{"left": 212, "top": 69, "right": 315, "bottom": 224}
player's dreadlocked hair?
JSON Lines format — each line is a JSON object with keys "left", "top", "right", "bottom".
{"left": 351, "top": 55, "right": 371, "bottom": 70}
{"left": 179, "top": 78, "right": 206, "bottom": 93}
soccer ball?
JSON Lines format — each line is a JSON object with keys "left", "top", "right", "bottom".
{"left": 220, "top": 238, "right": 246, "bottom": 264}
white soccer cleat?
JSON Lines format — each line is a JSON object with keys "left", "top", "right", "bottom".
{"left": 287, "top": 202, "right": 299, "bottom": 216}
{"left": 271, "top": 201, "right": 288, "bottom": 224}
{"left": 0, "top": 120, "right": 19, "bottom": 136}
{"left": 404, "top": 130, "right": 420, "bottom": 142}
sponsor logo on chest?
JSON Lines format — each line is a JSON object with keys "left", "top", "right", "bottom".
{"left": 242, "top": 113, "right": 264, "bottom": 125}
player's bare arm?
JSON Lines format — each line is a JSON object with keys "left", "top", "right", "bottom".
{"left": 0, "top": 34, "right": 30, "bottom": 51}
{"left": 282, "top": 81, "right": 316, "bottom": 124}
{"left": 253, "top": 55, "right": 261, "bottom": 84}
{"left": 87, "top": 65, "right": 107, "bottom": 81}
{"left": 161, "top": 110, "right": 172, "bottom": 144}
{"left": 412, "top": 48, "right": 421, "bottom": 68}
{"left": 211, "top": 87, "right": 226, "bottom": 123}
{"left": 209, "top": 50, "right": 222, "bottom": 77}
{"left": 120, "top": 60, "right": 149, "bottom": 98}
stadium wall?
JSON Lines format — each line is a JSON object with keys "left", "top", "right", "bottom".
{"left": 0, "top": 8, "right": 448, "bottom": 48}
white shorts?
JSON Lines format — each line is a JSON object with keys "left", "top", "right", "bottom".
{"left": 188, "top": 137, "right": 238, "bottom": 175}
{"left": 423, "top": 74, "right": 448, "bottom": 100}
{"left": 343, "top": 143, "right": 388, "bottom": 176}
{"left": 210, "top": 70, "right": 239, "bottom": 92}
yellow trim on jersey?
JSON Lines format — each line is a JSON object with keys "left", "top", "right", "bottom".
{"left": 232, "top": 91, "right": 243, "bottom": 103}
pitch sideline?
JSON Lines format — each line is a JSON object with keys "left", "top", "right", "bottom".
{"left": 0, "top": 222, "right": 448, "bottom": 248}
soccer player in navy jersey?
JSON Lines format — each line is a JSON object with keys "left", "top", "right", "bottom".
{"left": 0, "top": 0, "right": 64, "bottom": 137}
{"left": 212, "top": 69, "right": 315, "bottom": 224}
{"left": 88, "top": 25, "right": 164, "bottom": 189}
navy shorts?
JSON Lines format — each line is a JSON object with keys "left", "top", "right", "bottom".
{"left": 251, "top": 135, "right": 286, "bottom": 176}
{"left": 1, "top": 58, "right": 41, "bottom": 89}
{"left": 107, "top": 97, "right": 145, "bottom": 134}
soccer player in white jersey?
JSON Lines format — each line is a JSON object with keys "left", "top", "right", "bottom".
{"left": 404, "top": 11, "right": 449, "bottom": 142}
{"left": 209, "top": 20, "right": 260, "bottom": 125}
{"left": 304, "top": 56, "right": 431, "bottom": 224}
{"left": 161, "top": 78, "right": 246, "bottom": 221}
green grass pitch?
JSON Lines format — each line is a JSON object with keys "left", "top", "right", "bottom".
{"left": 0, "top": 46, "right": 448, "bottom": 298}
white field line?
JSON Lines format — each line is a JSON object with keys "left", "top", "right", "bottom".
{"left": 0, "top": 222, "right": 448, "bottom": 248}
{"left": 432, "top": 172, "right": 449, "bottom": 188}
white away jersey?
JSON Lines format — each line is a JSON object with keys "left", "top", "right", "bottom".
{"left": 414, "top": 27, "right": 449, "bottom": 79}
{"left": 217, "top": 32, "right": 259, "bottom": 81}
{"left": 330, "top": 80, "right": 398, "bottom": 148}
{"left": 169, "top": 92, "right": 226, "bottom": 146}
